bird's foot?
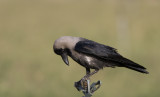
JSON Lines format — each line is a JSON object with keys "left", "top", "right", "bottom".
{"left": 74, "top": 77, "right": 89, "bottom": 91}
{"left": 74, "top": 75, "right": 91, "bottom": 91}
{"left": 74, "top": 79, "right": 102, "bottom": 97}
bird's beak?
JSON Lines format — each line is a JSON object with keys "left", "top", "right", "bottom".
{"left": 61, "top": 53, "right": 69, "bottom": 66}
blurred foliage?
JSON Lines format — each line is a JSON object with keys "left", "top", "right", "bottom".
{"left": 0, "top": 0, "right": 160, "bottom": 97}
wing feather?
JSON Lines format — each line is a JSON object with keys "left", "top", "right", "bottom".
{"left": 75, "top": 40, "right": 122, "bottom": 59}
{"left": 75, "top": 40, "right": 146, "bottom": 69}
{"left": 75, "top": 40, "right": 119, "bottom": 58}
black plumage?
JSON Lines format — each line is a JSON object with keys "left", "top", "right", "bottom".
{"left": 53, "top": 36, "right": 149, "bottom": 79}
{"left": 75, "top": 40, "right": 148, "bottom": 73}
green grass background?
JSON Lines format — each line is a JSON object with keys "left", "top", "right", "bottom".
{"left": 0, "top": 0, "right": 160, "bottom": 97}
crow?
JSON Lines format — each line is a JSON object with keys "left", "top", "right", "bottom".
{"left": 53, "top": 36, "right": 149, "bottom": 79}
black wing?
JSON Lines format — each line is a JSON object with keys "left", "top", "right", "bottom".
{"left": 75, "top": 40, "right": 119, "bottom": 58}
{"left": 75, "top": 40, "right": 148, "bottom": 74}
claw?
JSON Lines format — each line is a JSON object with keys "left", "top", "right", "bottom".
{"left": 74, "top": 78, "right": 89, "bottom": 91}
{"left": 74, "top": 78, "right": 102, "bottom": 97}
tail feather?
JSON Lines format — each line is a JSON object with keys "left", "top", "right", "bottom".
{"left": 108, "top": 56, "right": 149, "bottom": 74}
{"left": 124, "top": 64, "right": 149, "bottom": 74}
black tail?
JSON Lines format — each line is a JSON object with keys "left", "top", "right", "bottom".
{"left": 109, "top": 56, "right": 149, "bottom": 74}
{"left": 121, "top": 57, "right": 149, "bottom": 74}
{"left": 124, "top": 64, "right": 149, "bottom": 74}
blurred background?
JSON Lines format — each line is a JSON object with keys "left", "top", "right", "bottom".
{"left": 0, "top": 0, "right": 160, "bottom": 97}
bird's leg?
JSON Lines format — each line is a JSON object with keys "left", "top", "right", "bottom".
{"left": 83, "top": 69, "right": 99, "bottom": 80}
{"left": 87, "top": 69, "right": 99, "bottom": 78}
{"left": 78, "top": 69, "right": 99, "bottom": 93}
{"left": 81, "top": 68, "right": 90, "bottom": 81}
{"left": 75, "top": 68, "right": 90, "bottom": 91}
{"left": 75, "top": 69, "right": 101, "bottom": 94}
{"left": 86, "top": 68, "right": 91, "bottom": 75}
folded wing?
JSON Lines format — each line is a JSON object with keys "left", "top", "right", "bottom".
{"left": 75, "top": 40, "right": 148, "bottom": 74}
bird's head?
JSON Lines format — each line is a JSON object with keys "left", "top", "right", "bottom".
{"left": 53, "top": 36, "right": 80, "bottom": 66}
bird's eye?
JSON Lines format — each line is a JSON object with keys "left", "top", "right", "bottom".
{"left": 54, "top": 49, "right": 62, "bottom": 55}
{"left": 54, "top": 48, "right": 65, "bottom": 55}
